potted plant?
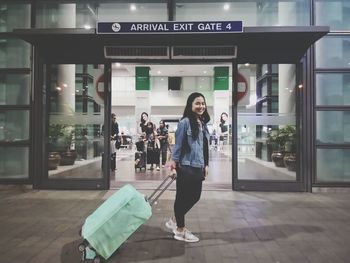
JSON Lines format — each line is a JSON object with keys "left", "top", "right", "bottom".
{"left": 268, "top": 125, "right": 296, "bottom": 168}
{"left": 48, "top": 124, "right": 77, "bottom": 166}
{"left": 283, "top": 126, "right": 297, "bottom": 171}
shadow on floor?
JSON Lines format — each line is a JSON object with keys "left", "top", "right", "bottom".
{"left": 61, "top": 224, "right": 322, "bottom": 262}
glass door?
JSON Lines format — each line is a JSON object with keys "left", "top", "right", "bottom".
{"left": 43, "top": 63, "right": 110, "bottom": 189}
{"left": 233, "top": 62, "right": 304, "bottom": 191}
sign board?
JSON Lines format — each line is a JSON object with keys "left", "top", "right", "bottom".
{"left": 237, "top": 73, "right": 248, "bottom": 101}
{"left": 97, "top": 21, "right": 242, "bottom": 34}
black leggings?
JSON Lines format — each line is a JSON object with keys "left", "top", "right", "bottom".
{"left": 174, "top": 165, "right": 203, "bottom": 228}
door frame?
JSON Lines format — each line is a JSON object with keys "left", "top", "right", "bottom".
{"left": 232, "top": 61, "right": 306, "bottom": 192}
{"left": 33, "top": 59, "right": 111, "bottom": 190}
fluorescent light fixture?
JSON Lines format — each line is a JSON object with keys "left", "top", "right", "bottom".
{"left": 130, "top": 4, "right": 136, "bottom": 11}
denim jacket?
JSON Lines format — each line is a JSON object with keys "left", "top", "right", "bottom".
{"left": 172, "top": 117, "right": 210, "bottom": 168}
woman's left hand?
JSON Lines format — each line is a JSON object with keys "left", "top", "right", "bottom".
{"left": 204, "top": 165, "right": 209, "bottom": 179}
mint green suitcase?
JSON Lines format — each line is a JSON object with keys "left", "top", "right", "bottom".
{"left": 78, "top": 176, "right": 174, "bottom": 263}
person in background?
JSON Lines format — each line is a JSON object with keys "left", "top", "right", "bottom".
{"left": 145, "top": 122, "right": 160, "bottom": 170}
{"left": 218, "top": 112, "right": 229, "bottom": 151}
{"left": 157, "top": 120, "right": 169, "bottom": 168}
{"left": 139, "top": 112, "right": 149, "bottom": 134}
{"left": 166, "top": 92, "right": 210, "bottom": 243}
{"left": 110, "top": 113, "right": 119, "bottom": 171}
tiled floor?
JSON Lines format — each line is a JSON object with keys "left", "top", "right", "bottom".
{"left": 1, "top": 186, "right": 350, "bottom": 263}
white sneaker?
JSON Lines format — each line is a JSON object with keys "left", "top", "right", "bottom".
{"left": 165, "top": 218, "right": 177, "bottom": 232}
{"left": 173, "top": 229, "right": 200, "bottom": 243}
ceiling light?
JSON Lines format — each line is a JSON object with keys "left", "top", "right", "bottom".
{"left": 84, "top": 24, "right": 91, "bottom": 30}
{"left": 298, "top": 84, "right": 303, "bottom": 88}
{"left": 62, "top": 83, "right": 68, "bottom": 88}
{"left": 203, "top": 70, "right": 207, "bottom": 74}
{"left": 115, "top": 62, "right": 121, "bottom": 67}
{"left": 161, "top": 78, "right": 164, "bottom": 81}
{"left": 223, "top": 3, "right": 230, "bottom": 10}
{"left": 130, "top": 4, "right": 136, "bottom": 11}
{"left": 157, "top": 70, "right": 161, "bottom": 74}
{"left": 56, "top": 87, "right": 62, "bottom": 91}
{"left": 245, "top": 63, "right": 250, "bottom": 66}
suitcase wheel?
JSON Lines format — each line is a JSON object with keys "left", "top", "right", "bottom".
{"left": 94, "top": 255, "right": 103, "bottom": 263}
{"left": 78, "top": 240, "right": 88, "bottom": 252}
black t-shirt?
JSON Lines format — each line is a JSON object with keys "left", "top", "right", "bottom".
{"left": 203, "top": 131, "right": 209, "bottom": 166}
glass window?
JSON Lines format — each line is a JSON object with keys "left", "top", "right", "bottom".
{"left": 0, "top": 74, "right": 30, "bottom": 105}
{"left": 317, "top": 149, "right": 350, "bottom": 182}
{"left": 0, "top": 110, "right": 30, "bottom": 142}
{"left": 0, "top": 147, "right": 29, "bottom": 179}
{"left": 237, "top": 64, "right": 297, "bottom": 181}
{"left": 36, "top": 1, "right": 167, "bottom": 28}
{"left": 175, "top": 0, "right": 310, "bottom": 26}
{"left": 315, "top": 0, "right": 350, "bottom": 31}
{"left": 316, "top": 73, "right": 350, "bottom": 106}
{"left": 316, "top": 111, "right": 350, "bottom": 144}
{"left": 0, "top": 3, "right": 31, "bottom": 32}
{"left": 0, "top": 38, "right": 31, "bottom": 68}
{"left": 47, "top": 64, "right": 105, "bottom": 179}
{"left": 315, "top": 36, "right": 350, "bottom": 69}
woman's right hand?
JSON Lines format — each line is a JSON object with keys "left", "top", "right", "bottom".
{"left": 169, "top": 161, "right": 177, "bottom": 179}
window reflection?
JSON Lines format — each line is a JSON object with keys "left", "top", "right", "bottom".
{"left": 237, "top": 64, "right": 297, "bottom": 180}
{"left": 47, "top": 64, "right": 105, "bottom": 179}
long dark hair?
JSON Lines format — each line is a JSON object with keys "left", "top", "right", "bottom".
{"left": 220, "top": 112, "right": 228, "bottom": 127}
{"left": 140, "top": 112, "right": 149, "bottom": 124}
{"left": 182, "top": 92, "right": 210, "bottom": 139}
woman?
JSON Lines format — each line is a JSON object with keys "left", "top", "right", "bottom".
{"left": 139, "top": 112, "right": 149, "bottom": 134}
{"left": 145, "top": 122, "right": 160, "bottom": 170}
{"left": 219, "top": 112, "right": 229, "bottom": 151}
{"left": 157, "top": 120, "right": 169, "bottom": 168}
{"left": 166, "top": 92, "right": 210, "bottom": 243}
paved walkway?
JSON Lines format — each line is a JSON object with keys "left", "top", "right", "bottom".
{"left": 1, "top": 186, "right": 350, "bottom": 263}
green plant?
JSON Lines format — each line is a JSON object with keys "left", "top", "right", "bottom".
{"left": 268, "top": 125, "right": 296, "bottom": 152}
{"left": 48, "top": 124, "right": 74, "bottom": 152}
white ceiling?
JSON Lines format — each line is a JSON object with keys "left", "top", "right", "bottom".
{"left": 112, "top": 63, "right": 233, "bottom": 77}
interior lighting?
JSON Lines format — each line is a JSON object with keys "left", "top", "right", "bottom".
{"left": 84, "top": 24, "right": 91, "bottom": 29}
{"left": 245, "top": 63, "right": 250, "bottom": 66}
{"left": 76, "top": 89, "right": 80, "bottom": 92}
{"left": 157, "top": 70, "right": 161, "bottom": 74}
{"left": 203, "top": 70, "right": 207, "bottom": 74}
{"left": 62, "top": 83, "right": 68, "bottom": 88}
{"left": 130, "top": 4, "right": 136, "bottom": 11}
{"left": 56, "top": 87, "right": 62, "bottom": 91}
{"left": 223, "top": 3, "right": 230, "bottom": 10}
{"left": 298, "top": 84, "right": 303, "bottom": 89}
{"left": 115, "top": 62, "right": 121, "bottom": 67}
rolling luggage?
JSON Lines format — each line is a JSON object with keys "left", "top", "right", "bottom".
{"left": 134, "top": 151, "right": 146, "bottom": 170}
{"left": 78, "top": 176, "right": 175, "bottom": 263}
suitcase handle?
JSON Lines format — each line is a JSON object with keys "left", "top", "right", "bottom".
{"left": 147, "top": 175, "right": 176, "bottom": 206}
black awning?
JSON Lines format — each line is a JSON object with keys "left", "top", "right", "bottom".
{"left": 13, "top": 26, "right": 329, "bottom": 64}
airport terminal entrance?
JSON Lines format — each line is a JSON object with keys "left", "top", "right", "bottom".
{"left": 15, "top": 26, "right": 328, "bottom": 191}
